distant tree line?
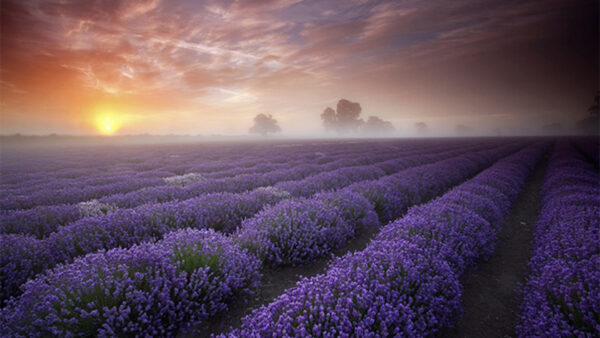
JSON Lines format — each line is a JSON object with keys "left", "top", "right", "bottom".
{"left": 321, "top": 99, "right": 395, "bottom": 134}
{"left": 249, "top": 93, "right": 600, "bottom": 137}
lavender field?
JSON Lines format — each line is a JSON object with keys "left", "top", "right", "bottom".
{"left": 0, "top": 138, "right": 598, "bottom": 337}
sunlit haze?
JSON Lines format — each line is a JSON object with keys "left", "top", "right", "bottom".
{"left": 1, "top": 0, "right": 597, "bottom": 136}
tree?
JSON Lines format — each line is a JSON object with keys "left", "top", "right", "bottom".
{"left": 321, "top": 107, "right": 337, "bottom": 132}
{"left": 414, "top": 122, "right": 428, "bottom": 134}
{"left": 249, "top": 113, "right": 281, "bottom": 136}
{"left": 364, "top": 116, "right": 395, "bottom": 133}
{"left": 321, "top": 98, "right": 394, "bottom": 134}
{"left": 335, "top": 99, "right": 363, "bottom": 132}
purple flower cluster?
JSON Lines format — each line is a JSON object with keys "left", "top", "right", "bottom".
{"left": 0, "top": 141, "right": 393, "bottom": 211}
{"left": 0, "top": 142, "right": 492, "bottom": 303}
{"left": 0, "top": 177, "right": 165, "bottom": 211}
{"left": 93, "top": 145, "right": 406, "bottom": 209}
{"left": 517, "top": 141, "right": 600, "bottom": 337}
{"left": 346, "top": 142, "right": 522, "bottom": 223}
{"left": 0, "top": 141, "right": 477, "bottom": 239}
{"left": 274, "top": 166, "right": 386, "bottom": 197}
{"left": 0, "top": 159, "right": 312, "bottom": 236}
{"left": 0, "top": 138, "right": 541, "bottom": 336}
{"left": 229, "top": 239, "right": 460, "bottom": 337}
{"left": 235, "top": 191, "right": 377, "bottom": 267}
{"left": 272, "top": 142, "right": 490, "bottom": 198}
{"left": 231, "top": 142, "right": 519, "bottom": 269}
{"left": 0, "top": 204, "right": 81, "bottom": 239}
{"left": 227, "top": 144, "right": 547, "bottom": 336}
{"left": 0, "top": 187, "right": 290, "bottom": 304}
{"left": 0, "top": 228, "right": 261, "bottom": 337}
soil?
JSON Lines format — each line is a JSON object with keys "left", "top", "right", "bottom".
{"left": 179, "top": 224, "right": 382, "bottom": 337}
{"left": 440, "top": 154, "right": 548, "bottom": 338}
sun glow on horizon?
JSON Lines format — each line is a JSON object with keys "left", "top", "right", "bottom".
{"left": 94, "top": 112, "right": 122, "bottom": 135}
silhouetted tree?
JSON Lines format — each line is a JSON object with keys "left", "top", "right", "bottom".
{"left": 364, "top": 116, "right": 395, "bottom": 133}
{"left": 321, "top": 99, "right": 394, "bottom": 134}
{"left": 335, "top": 99, "right": 363, "bottom": 132}
{"left": 321, "top": 107, "right": 337, "bottom": 132}
{"left": 321, "top": 99, "right": 363, "bottom": 133}
{"left": 249, "top": 113, "right": 281, "bottom": 136}
{"left": 414, "top": 122, "right": 428, "bottom": 134}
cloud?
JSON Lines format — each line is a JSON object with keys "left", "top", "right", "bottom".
{"left": 1, "top": 0, "right": 597, "bottom": 135}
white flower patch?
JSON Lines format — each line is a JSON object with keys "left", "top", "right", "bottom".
{"left": 78, "top": 199, "right": 118, "bottom": 218}
{"left": 254, "top": 186, "right": 292, "bottom": 199}
{"left": 314, "top": 152, "right": 326, "bottom": 157}
{"left": 163, "top": 173, "right": 206, "bottom": 186}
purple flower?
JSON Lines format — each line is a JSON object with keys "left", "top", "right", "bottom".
{"left": 517, "top": 141, "right": 599, "bottom": 337}
{"left": 0, "top": 228, "right": 261, "bottom": 337}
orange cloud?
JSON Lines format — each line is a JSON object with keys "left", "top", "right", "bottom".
{"left": 1, "top": 0, "right": 597, "bottom": 135}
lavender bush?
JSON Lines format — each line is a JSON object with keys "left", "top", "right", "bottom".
{"left": 0, "top": 187, "right": 290, "bottom": 304}
{"left": 0, "top": 228, "right": 261, "bottom": 337}
{"left": 0, "top": 204, "right": 81, "bottom": 239}
{"left": 517, "top": 141, "right": 600, "bottom": 337}
{"left": 235, "top": 198, "right": 353, "bottom": 266}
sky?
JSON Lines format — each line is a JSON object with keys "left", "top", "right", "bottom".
{"left": 1, "top": 0, "right": 597, "bottom": 136}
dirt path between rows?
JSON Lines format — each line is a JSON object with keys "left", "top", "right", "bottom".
{"left": 179, "top": 224, "right": 382, "bottom": 337}
{"left": 440, "top": 154, "right": 548, "bottom": 338}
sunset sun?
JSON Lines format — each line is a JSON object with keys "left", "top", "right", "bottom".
{"left": 95, "top": 114, "right": 120, "bottom": 135}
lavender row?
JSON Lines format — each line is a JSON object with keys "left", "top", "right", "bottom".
{"left": 0, "top": 156, "right": 305, "bottom": 197}
{"left": 3, "top": 139, "right": 495, "bottom": 205}
{"left": 0, "top": 142, "right": 507, "bottom": 304}
{"left": 3, "top": 143, "right": 528, "bottom": 335}
{"left": 0, "top": 158, "right": 320, "bottom": 238}
{"left": 0, "top": 140, "right": 426, "bottom": 189}
{"left": 0, "top": 140, "right": 480, "bottom": 238}
{"left": 234, "top": 143, "right": 524, "bottom": 268}
{"left": 517, "top": 142, "right": 599, "bottom": 336}
{"left": 0, "top": 189, "right": 376, "bottom": 335}
{"left": 0, "top": 228, "right": 262, "bottom": 337}
{"left": 1, "top": 140, "right": 372, "bottom": 206}
{"left": 0, "top": 141, "right": 318, "bottom": 181}
{"left": 0, "top": 143, "right": 523, "bottom": 335}
{"left": 0, "top": 145, "right": 411, "bottom": 238}
{"left": 95, "top": 143, "right": 460, "bottom": 209}
{"left": 273, "top": 145, "right": 484, "bottom": 197}
{"left": 227, "top": 144, "right": 547, "bottom": 336}
{"left": 0, "top": 187, "right": 289, "bottom": 305}
{"left": 0, "top": 144, "right": 358, "bottom": 210}
{"left": 3, "top": 141, "right": 384, "bottom": 203}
